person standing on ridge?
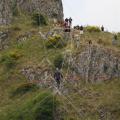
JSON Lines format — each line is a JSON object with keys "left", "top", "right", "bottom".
{"left": 65, "top": 18, "right": 69, "bottom": 26}
{"left": 64, "top": 21, "right": 68, "bottom": 32}
{"left": 80, "top": 25, "right": 84, "bottom": 35}
{"left": 101, "top": 25, "right": 104, "bottom": 32}
{"left": 54, "top": 68, "right": 63, "bottom": 89}
{"left": 69, "top": 17, "right": 72, "bottom": 28}
{"left": 64, "top": 18, "right": 69, "bottom": 32}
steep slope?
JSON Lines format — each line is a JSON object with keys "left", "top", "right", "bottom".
{"left": 0, "top": 1, "right": 120, "bottom": 119}
{"left": 0, "top": 18, "right": 120, "bottom": 118}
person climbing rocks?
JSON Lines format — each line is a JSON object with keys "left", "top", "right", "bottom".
{"left": 80, "top": 25, "right": 84, "bottom": 35}
{"left": 68, "top": 17, "right": 72, "bottom": 28}
{"left": 101, "top": 25, "right": 104, "bottom": 32}
{"left": 54, "top": 68, "right": 63, "bottom": 89}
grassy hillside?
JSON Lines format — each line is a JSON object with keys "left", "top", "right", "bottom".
{"left": 0, "top": 15, "right": 120, "bottom": 120}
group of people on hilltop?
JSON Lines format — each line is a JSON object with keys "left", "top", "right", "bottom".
{"left": 53, "top": 20, "right": 105, "bottom": 89}
{"left": 74, "top": 25, "right": 84, "bottom": 35}
{"left": 74, "top": 25, "right": 105, "bottom": 34}
{"left": 64, "top": 17, "right": 72, "bottom": 32}
{"left": 52, "top": 18, "right": 119, "bottom": 90}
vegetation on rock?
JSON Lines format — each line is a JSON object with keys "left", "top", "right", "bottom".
{"left": 0, "top": 2, "right": 120, "bottom": 119}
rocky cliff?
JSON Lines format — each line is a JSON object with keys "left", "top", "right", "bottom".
{"left": 0, "top": 0, "right": 64, "bottom": 25}
{"left": 66, "top": 45, "right": 120, "bottom": 83}
{"left": 0, "top": 31, "right": 9, "bottom": 50}
{"left": 0, "top": 0, "right": 12, "bottom": 24}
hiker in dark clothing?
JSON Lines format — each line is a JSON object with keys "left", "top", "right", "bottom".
{"left": 54, "top": 68, "right": 63, "bottom": 89}
{"left": 68, "top": 17, "right": 72, "bottom": 27}
{"left": 79, "top": 25, "right": 84, "bottom": 35}
{"left": 80, "top": 25, "right": 83, "bottom": 30}
{"left": 64, "top": 18, "right": 72, "bottom": 32}
{"left": 64, "top": 18, "right": 68, "bottom": 32}
{"left": 74, "top": 25, "right": 80, "bottom": 30}
{"left": 65, "top": 18, "right": 69, "bottom": 21}
{"left": 101, "top": 25, "right": 104, "bottom": 32}
{"left": 65, "top": 18, "right": 69, "bottom": 25}
{"left": 64, "top": 21, "right": 68, "bottom": 32}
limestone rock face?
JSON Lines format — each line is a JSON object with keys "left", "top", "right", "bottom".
{"left": 0, "top": 0, "right": 64, "bottom": 25}
{"left": 66, "top": 45, "right": 120, "bottom": 83}
{"left": 0, "top": 0, "right": 12, "bottom": 25}
{"left": 0, "top": 31, "right": 9, "bottom": 50}
{"left": 21, "top": 66, "right": 53, "bottom": 87}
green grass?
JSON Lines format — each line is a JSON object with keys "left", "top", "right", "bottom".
{"left": 0, "top": 90, "right": 58, "bottom": 120}
{"left": 58, "top": 79, "right": 120, "bottom": 120}
{"left": 0, "top": 14, "right": 120, "bottom": 120}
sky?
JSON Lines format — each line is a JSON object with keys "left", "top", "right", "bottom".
{"left": 62, "top": 0, "right": 120, "bottom": 32}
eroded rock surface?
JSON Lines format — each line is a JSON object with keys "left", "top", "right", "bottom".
{"left": 65, "top": 45, "right": 120, "bottom": 83}
{"left": 0, "top": 31, "right": 9, "bottom": 50}
{"left": 21, "top": 66, "right": 54, "bottom": 87}
{"left": 0, "top": 0, "right": 64, "bottom": 25}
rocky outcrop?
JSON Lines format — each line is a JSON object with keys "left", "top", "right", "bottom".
{"left": 65, "top": 45, "right": 120, "bottom": 83}
{"left": 0, "top": 31, "right": 9, "bottom": 50}
{"left": 0, "top": 0, "right": 64, "bottom": 25}
{"left": 0, "top": 0, "right": 12, "bottom": 25}
{"left": 17, "top": 0, "right": 63, "bottom": 20}
{"left": 21, "top": 66, "right": 54, "bottom": 87}
{"left": 21, "top": 45, "right": 120, "bottom": 85}
{"left": 16, "top": 31, "right": 35, "bottom": 43}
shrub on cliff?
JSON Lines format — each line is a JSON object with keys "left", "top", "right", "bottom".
{"left": 32, "top": 13, "right": 47, "bottom": 26}
{"left": 11, "top": 83, "right": 38, "bottom": 97}
{"left": 34, "top": 93, "right": 58, "bottom": 120}
{"left": 3, "top": 92, "right": 59, "bottom": 120}
{"left": 86, "top": 26, "right": 101, "bottom": 32}
{"left": 45, "top": 35, "right": 65, "bottom": 49}
{"left": 0, "top": 50, "right": 21, "bottom": 68}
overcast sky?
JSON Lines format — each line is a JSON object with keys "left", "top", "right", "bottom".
{"left": 62, "top": 0, "right": 120, "bottom": 32}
